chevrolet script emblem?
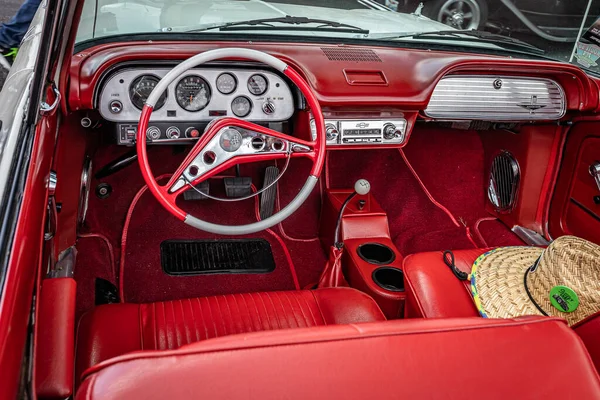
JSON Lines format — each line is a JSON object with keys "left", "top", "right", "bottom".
{"left": 517, "top": 95, "right": 547, "bottom": 113}
{"left": 356, "top": 122, "right": 369, "bottom": 128}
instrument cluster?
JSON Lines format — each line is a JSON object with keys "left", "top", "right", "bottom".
{"left": 98, "top": 67, "right": 295, "bottom": 124}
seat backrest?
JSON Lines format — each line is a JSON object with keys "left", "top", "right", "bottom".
{"left": 77, "top": 317, "right": 600, "bottom": 400}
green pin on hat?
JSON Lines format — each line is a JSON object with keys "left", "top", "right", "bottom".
{"left": 549, "top": 286, "right": 579, "bottom": 313}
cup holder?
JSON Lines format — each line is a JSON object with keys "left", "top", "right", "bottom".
{"left": 357, "top": 243, "right": 396, "bottom": 265}
{"left": 372, "top": 267, "right": 404, "bottom": 292}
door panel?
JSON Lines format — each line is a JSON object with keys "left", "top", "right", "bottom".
{"left": 549, "top": 122, "right": 600, "bottom": 243}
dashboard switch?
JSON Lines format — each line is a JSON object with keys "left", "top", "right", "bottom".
{"left": 383, "top": 123, "right": 401, "bottom": 140}
{"left": 262, "top": 101, "right": 276, "bottom": 115}
{"left": 146, "top": 126, "right": 161, "bottom": 141}
{"left": 166, "top": 126, "right": 181, "bottom": 139}
{"left": 325, "top": 123, "right": 339, "bottom": 142}
{"left": 185, "top": 127, "right": 200, "bottom": 138}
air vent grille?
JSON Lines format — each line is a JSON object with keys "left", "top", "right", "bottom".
{"left": 488, "top": 151, "right": 520, "bottom": 213}
{"left": 321, "top": 47, "right": 381, "bottom": 62}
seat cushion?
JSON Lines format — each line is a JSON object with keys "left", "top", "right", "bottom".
{"left": 76, "top": 317, "right": 600, "bottom": 400}
{"left": 403, "top": 249, "right": 490, "bottom": 318}
{"left": 76, "top": 288, "right": 385, "bottom": 383}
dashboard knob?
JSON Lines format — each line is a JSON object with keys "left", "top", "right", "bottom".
{"left": 109, "top": 100, "right": 123, "bottom": 114}
{"left": 166, "top": 126, "right": 181, "bottom": 139}
{"left": 262, "top": 101, "right": 276, "bottom": 115}
{"left": 383, "top": 123, "right": 400, "bottom": 140}
{"left": 146, "top": 126, "right": 161, "bottom": 141}
{"left": 185, "top": 127, "right": 200, "bottom": 138}
{"left": 325, "top": 123, "right": 339, "bottom": 142}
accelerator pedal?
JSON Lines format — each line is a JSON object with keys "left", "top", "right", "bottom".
{"left": 260, "top": 166, "right": 279, "bottom": 220}
{"left": 161, "top": 239, "right": 275, "bottom": 275}
{"left": 183, "top": 180, "right": 210, "bottom": 201}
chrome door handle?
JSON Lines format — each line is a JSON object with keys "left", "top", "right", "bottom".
{"left": 590, "top": 162, "right": 600, "bottom": 193}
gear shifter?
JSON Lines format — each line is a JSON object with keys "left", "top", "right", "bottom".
{"left": 333, "top": 179, "right": 371, "bottom": 248}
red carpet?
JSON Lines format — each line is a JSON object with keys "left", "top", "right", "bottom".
{"left": 327, "top": 148, "right": 476, "bottom": 254}
{"left": 75, "top": 128, "right": 520, "bottom": 316}
{"left": 75, "top": 144, "right": 326, "bottom": 316}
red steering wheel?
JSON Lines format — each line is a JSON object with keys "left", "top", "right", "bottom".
{"left": 136, "top": 48, "right": 325, "bottom": 235}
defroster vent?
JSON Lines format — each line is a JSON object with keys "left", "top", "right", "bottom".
{"left": 488, "top": 151, "right": 520, "bottom": 212}
{"left": 321, "top": 47, "right": 381, "bottom": 62}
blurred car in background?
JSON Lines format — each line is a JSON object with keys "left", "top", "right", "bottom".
{"left": 384, "top": 0, "right": 600, "bottom": 42}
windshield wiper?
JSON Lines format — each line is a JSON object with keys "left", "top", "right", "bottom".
{"left": 185, "top": 15, "right": 369, "bottom": 35}
{"left": 377, "top": 30, "right": 544, "bottom": 55}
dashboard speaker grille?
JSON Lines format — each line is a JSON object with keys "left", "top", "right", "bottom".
{"left": 488, "top": 151, "right": 520, "bottom": 213}
{"left": 321, "top": 47, "right": 381, "bottom": 62}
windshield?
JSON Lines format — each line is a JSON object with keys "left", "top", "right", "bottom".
{"left": 76, "top": 0, "right": 600, "bottom": 74}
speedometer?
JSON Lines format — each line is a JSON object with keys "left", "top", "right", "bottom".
{"left": 216, "top": 73, "right": 237, "bottom": 94}
{"left": 129, "top": 75, "right": 167, "bottom": 110}
{"left": 175, "top": 75, "right": 211, "bottom": 112}
{"left": 247, "top": 74, "right": 268, "bottom": 96}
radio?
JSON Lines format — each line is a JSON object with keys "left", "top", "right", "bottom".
{"left": 310, "top": 119, "right": 407, "bottom": 146}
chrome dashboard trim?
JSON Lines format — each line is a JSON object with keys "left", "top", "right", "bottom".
{"left": 99, "top": 67, "right": 295, "bottom": 123}
{"left": 424, "top": 75, "right": 566, "bottom": 121}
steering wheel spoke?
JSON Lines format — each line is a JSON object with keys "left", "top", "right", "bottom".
{"left": 167, "top": 118, "right": 315, "bottom": 195}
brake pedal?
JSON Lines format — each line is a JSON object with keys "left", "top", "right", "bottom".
{"left": 224, "top": 177, "right": 252, "bottom": 198}
{"left": 183, "top": 181, "right": 210, "bottom": 201}
{"left": 260, "top": 166, "right": 279, "bottom": 220}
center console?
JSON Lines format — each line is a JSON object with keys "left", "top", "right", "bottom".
{"left": 319, "top": 188, "right": 406, "bottom": 319}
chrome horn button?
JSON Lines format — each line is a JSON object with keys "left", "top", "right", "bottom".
{"left": 219, "top": 128, "right": 244, "bottom": 152}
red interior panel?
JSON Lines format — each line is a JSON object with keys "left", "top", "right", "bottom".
{"left": 480, "top": 125, "right": 564, "bottom": 233}
{"left": 35, "top": 278, "right": 77, "bottom": 399}
{"left": 574, "top": 311, "right": 600, "bottom": 372}
{"left": 549, "top": 122, "right": 600, "bottom": 242}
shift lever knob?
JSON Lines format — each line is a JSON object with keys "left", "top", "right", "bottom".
{"left": 354, "top": 179, "right": 371, "bottom": 195}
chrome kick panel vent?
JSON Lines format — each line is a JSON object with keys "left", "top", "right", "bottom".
{"left": 425, "top": 76, "right": 566, "bottom": 121}
{"left": 488, "top": 151, "right": 520, "bottom": 213}
{"left": 321, "top": 47, "right": 381, "bottom": 62}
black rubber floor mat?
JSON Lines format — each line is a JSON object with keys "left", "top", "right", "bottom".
{"left": 161, "top": 239, "right": 276, "bottom": 275}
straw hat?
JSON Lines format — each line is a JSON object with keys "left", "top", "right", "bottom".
{"left": 471, "top": 236, "right": 600, "bottom": 326}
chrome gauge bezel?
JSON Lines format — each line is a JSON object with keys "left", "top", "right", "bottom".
{"left": 247, "top": 74, "right": 269, "bottom": 96}
{"left": 216, "top": 72, "right": 238, "bottom": 94}
{"left": 231, "top": 95, "right": 253, "bottom": 117}
{"left": 129, "top": 74, "right": 167, "bottom": 111}
{"left": 175, "top": 75, "right": 212, "bottom": 112}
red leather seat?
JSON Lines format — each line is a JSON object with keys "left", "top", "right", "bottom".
{"left": 403, "top": 249, "right": 488, "bottom": 318}
{"left": 76, "top": 288, "right": 385, "bottom": 383}
{"left": 76, "top": 316, "right": 600, "bottom": 399}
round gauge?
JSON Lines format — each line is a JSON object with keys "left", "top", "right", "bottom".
{"left": 247, "top": 74, "right": 268, "bottom": 96}
{"left": 216, "top": 73, "right": 237, "bottom": 94}
{"left": 175, "top": 75, "right": 211, "bottom": 112}
{"left": 231, "top": 96, "right": 252, "bottom": 117}
{"left": 129, "top": 75, "right": 167, "bottom": 110}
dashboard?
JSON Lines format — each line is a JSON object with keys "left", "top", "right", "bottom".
{"left": 75, "top": 41, "right": 599, "bottom": 150}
